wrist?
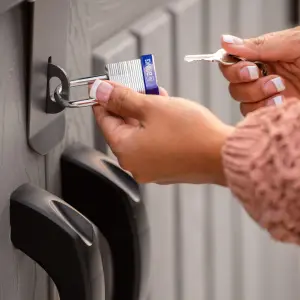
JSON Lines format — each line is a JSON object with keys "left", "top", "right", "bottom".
{"left": 208, "top": 124, "right": 235, "bottom": 186}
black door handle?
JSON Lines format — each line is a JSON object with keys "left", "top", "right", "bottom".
{"left": 10, "top": 183, "right": 112, "bottom": 300}
{"left": 61, "top": 143, "right": 150, "bottom": 300}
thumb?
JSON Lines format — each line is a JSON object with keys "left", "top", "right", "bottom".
{"left": 221, "top": 27, "right": 300, "bottom": 62}
{"left": 89, "top": 79, "right": 148, "bottom": 120}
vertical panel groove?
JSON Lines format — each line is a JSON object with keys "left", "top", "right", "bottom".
{"left": 229, "top": 0, "right": 244, "bottom": 299}
{"left": 131, "top": 10, "right": 177, "bottom": 300}
{"left": 169, "top": 9, "right": 181, "bottom": 300}
{"left": 173, "top": 185, "right": 182, "bottom": 300}
{"left": 201, "top": 0, "right": 214, "bottom": 298}
{"left": 168, "top": 1, "right": 209, "bottom": 300}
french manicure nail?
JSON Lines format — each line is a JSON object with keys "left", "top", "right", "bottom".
{"left": 264, "top": 77, "right": 285, "bottom": 94}
{"left": 271, "top": 77, "right": 285, "bottom": 92}
{"left": 89, "top": 79, "right": 101, "bottom": 99}
{"left": 89, "top": 79, "right": 113, "bottom": 103}
{"left": 266, "top": 95, "right": 283, "bottom": 106}
{"left": 240, "top": 66, "right": 259, "bottom": 80}
{"left": 222, "top": 34, "right": 243, "bottom": 45}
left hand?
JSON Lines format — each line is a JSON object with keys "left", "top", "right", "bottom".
{"left": 219, "top": 27, "right": 300, "bottom": 115}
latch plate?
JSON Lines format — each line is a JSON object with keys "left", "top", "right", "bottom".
{"left": 27, "top": 0, "right": 70, "bottom": 155}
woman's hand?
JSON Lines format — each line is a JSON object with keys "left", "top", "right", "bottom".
{"left": 90, "top": 80, "right": 233, "bottom": 185}
{"left": 219, "top": 26, "right": 300, "bottom": 115}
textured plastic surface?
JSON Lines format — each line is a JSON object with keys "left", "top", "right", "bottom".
{"left": 0, "top": 0, "right": 23, "bottom": 15}
{"left": 27, "top": 0, "right": 69, "bottom": 155}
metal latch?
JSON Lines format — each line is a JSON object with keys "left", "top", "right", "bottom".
{"left": 27, "top": 0, "right": 159, "bottom": 156}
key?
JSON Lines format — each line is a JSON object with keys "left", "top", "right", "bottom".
{"left": 184, "top": 48, "right": 268, "bottom": 76}
{"left": 184, "top": 49, "right": 240, "bottom": 65}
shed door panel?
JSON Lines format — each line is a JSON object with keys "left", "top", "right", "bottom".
{"left": 0, "top": 1, "right": 298, "bottom": 300}
{"left": 0, "top": 4, "right": 48, "bottom": 300}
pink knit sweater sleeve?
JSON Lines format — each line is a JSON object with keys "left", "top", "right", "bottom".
{"left": 222, "top": 98, "right": 300, "bottom": 245}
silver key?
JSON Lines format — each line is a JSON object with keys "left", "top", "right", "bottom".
{"left": 184, "top": 48, "right": 268, "bottom": 76}
{"left": 184, "top": 49, "right": 240, "bottom": 65}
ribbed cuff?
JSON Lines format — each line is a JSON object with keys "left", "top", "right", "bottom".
{"left": 222, "top": 99, "right": 300, "bottom": 245}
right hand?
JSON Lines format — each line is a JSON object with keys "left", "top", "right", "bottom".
{"left": 90, "top": 80, "right": 233, "bottom": 185}
{"left": 219, "top": 26, "right": 300, "bottom": 115}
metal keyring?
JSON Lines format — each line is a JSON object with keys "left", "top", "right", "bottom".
{"left": 222, "top": 54, "right": 268, "bottom": 76}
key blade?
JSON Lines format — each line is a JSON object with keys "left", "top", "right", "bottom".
{"left": 184, "top": 48, "right": 229, "bottom": 63}
{"left": 184, "top": 54, "right": 217, "bottom": 62}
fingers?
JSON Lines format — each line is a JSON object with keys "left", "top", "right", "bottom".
{"left": 89, "top": 79, "right": 169, "bottom": 121}
{"left": 219, "top": 61, "right": 261, "bottom": 83}
{"left": 90, "top": 79, "right": 149, "bottom": 120}
{"left": 219, "top": 28, "right": 300, "bottom": 116}
{"left": 229, "top": 75, "right": 286, "bottom": 103}
{"left": 219, "top": 34, "right": 286, "bottom": 113}
{"left": 159, "top": 86, "right": 169, "bottom": 96}
{"left": 239, "top": 95, "right": 284, "bottom": 116}
{"left": 92, "top": 105, "right": 125, "bottom": 144}
{"left": 220, "top": 27, "right": 300, "bottom": 62}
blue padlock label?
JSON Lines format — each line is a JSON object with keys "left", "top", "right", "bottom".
{"left": 140, "top": 54, "right": 159, "bottom": 95}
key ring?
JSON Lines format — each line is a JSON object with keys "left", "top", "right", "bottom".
{"left": 224, "top": 55, "right": 268, "bottom": 76}
{"left": 217, "top": 49, "right": 268, "bottom": 76}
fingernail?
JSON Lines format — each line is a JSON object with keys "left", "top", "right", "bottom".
{"left": 266, "top": 95, "right": 283, "bottom": 106}
{"left": 89, "top": 79, "right": 113, "bottom": 103}
{"left": 240, "top": 66, "right": 259, "bottom": 80}
{"left": 222, "top": 34, "right": 243, "bottom": 45}
{"left": 264, "top": 77, "right": 285, "bottom": 94}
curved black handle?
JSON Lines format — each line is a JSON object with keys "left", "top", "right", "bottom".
{"left": 61, "top": 143, "right": 150, "bottom": 300}
{"left": 10, "top": 183, "right": 112, "bottom": 300}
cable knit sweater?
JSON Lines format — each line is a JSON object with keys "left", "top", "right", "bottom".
{"left": 222, "top": 98, "right": 300, "bottom": 245}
